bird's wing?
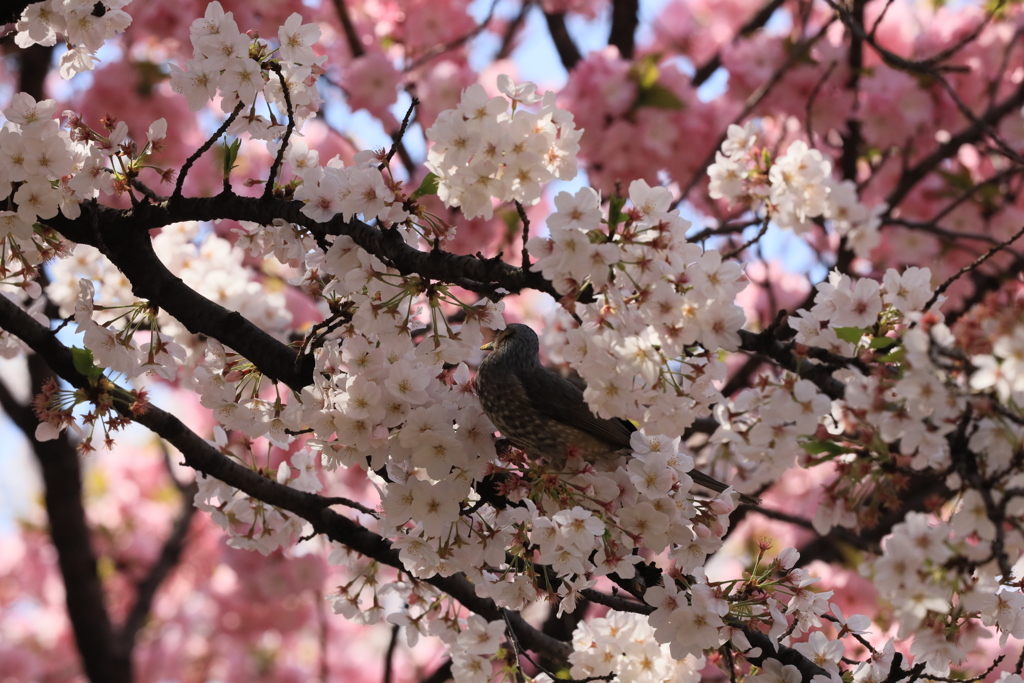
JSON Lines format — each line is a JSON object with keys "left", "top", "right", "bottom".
{"left": 516, "top": 365, "right": 634, "bottom": 448}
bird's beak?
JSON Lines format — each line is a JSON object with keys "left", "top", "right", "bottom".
{"left": 480, "top": 341, "right": 494, "bottom": 351}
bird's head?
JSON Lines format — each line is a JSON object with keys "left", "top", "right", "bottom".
{"left": 480, "top": 323, "right": 541, "bottom": 367}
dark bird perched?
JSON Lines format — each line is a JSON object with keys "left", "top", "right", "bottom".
{"left": 476, "top": 323, "right": 758, "bottom": 506}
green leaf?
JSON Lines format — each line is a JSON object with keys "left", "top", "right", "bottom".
{"left": 222, "top": 137, "right": 242, "bottom": 177}
{"left": 411, "top": 172, "right": 439, "bottom": 200}
{"left": 635, "top": 83, "right": 685, "bottom": 110}
{"left": 627, "top": 55, "right": 684, "bottom": 111}
{"left": 630, "top": 55, "right": 661, "bottom": 90}
{"left": 71, "top": 347, "right": 104, "bottom": 382}
{"left": 607, "top": 194, "right": 627, "bottom": 234}
{"left": 782, "top": 36, "right": 820, "bottom": 66}
{"left": 799, "top": 437, "right": 849, "bottom": 457}
{"left": 834, "top": 326, "right": 865, "bottom": 344}
{"left": 937, "top": 167, "right": 976, "bottom": 194}
{"left": 869, "top": 336, "right": 897, "bottom": 350}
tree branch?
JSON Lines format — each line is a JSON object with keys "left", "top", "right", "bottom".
{"left": 117, "top": 480, "right": 199, "bottom": 654}
{"left": 0, "top": 356, "right": 131, "bottom": 683}
{"left": 608, "top": 0, "right": 638, "bottom": 59}
{"left": 0, "top": 293, "right": 573, "bottom": 667}
{"left": 691, "top": 0, "right": 787, "bottom": 87}
{"left": 42, "top": 194, "right": 559, "bottom": 390}
{"left": 882, "top": 80, "right": 1024, "bottom": 215}
{"left": 543, "top": 11, "right": 581, "bottom": 72}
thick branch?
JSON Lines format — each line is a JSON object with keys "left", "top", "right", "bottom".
{"left": 608, "top": 0, "right": 638, "bottom": 59}
{"left": 744, "top": 626, "right": 830, "bottom": 681}
{"left": 118, "top": 481, "right": 199, "bottom": 653}
{"left": 330, "top": 0, "right": 365, "bottom": 58}
{"left": 691, "top": 0, "right": 786, "bottom": 87}
{"left": 46, "top": 200, "right": 312, "bottom": 391}
{"left": 0, "top": 355, "right": 131, "bottom": 683}
{"left": 43, "top": 195, "right": 557, "bottom": 390}
{"left": 543, "top": 11, "right": 581, "bottom": 72}
{"left": 736, "top": 329, "right": 848, "bottom": 400}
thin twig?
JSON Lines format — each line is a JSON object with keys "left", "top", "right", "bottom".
{"left": 495, "top": 1, "right": 533, "bottom": 60}
{"left": 384, "top": 98, "right": 419, "bottom": 169}
{"left": 987, "top": 25, "right": 1024, "bottom": 109}
{"left": 883, "top": 219, "right": 1000, "bottom": 245}
{"left": 383, "top": 623, "right": 400, "bottom": 683}
{"left": 868, "top": 0, "right": 896, "bottom": 39}
{"left": 173, "top": 101, "right": 245, "bottom": 199}
{"left": 580, "top": 589, "right": 650, "bottom": 614}
{"left": 929, "top": 69, "right": 1024, "bottom": 167}
{"left": 405, "top": 0, "right": 500, "bottom": 71}
{"left": 330, "top": 0, "right": 364, "bottom": 58}
{"left": 319, "top": 496, "right": 380, "bottom": 517}
{"left": 826, "top": 0, "right": 1000, "bottom": 74}
{"left": 692, "top": 0, "right": 786, "bottom": 87}
{"left": 129, "top": 177, "right": 169, "bottom": 203}
{"left": 924, "top": 223, "right": 1024, "bottom": 311}
{"left": 264, "top": 61, "right": 296, "bottom": 200}
{"left": 804, "top": 60, "right": 839, "bottom": 144}
{"left": 722, "top": 214, "right": 770, "bottom": 259}
{"left": 925, "top": 655, "right": 1005, "bottom": 683}
{"left": 515, "top": 200, "right": 531, "bottom": 269}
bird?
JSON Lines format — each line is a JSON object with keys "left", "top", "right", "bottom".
{"left": 476, "top": 323, "right": 758, "bottom": 506}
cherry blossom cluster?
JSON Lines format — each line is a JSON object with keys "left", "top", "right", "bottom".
{"left": 242, "top": 221, "right": 754, "bottom": 637}
{"left": 850, "top": 410, "right": 1024, "bottom": 674}
{"left": 425, "top": 76, "right": 583, "bottom": 220}
{"left": 860, "top": 512, "right": 1017, "bottom": 676}
{"left": 708, "top": 123, "right": 882, "bottom": 258}
{"left": 432, "top": 615, "right": 513, "bottom": 683}
{"left": 789, "top": 267, "right": 936, "bottom": 357}
{"left": 708, "top": 375, "right": 833, "bottom": 500}
{"left": 0, "top": 94, "right": 179, "bottom": 300}
{"left": 305, "top": 327, "right": 502, "bottom": 580}
{"left": 293, "top": 151, "right": 409, "bottom": 227}
{"left": 0, "top": 95, "right": 98, "bottom": 288}
{"left": 14, "top": 0, "right": 133, "bottom": 79}
{"left": 466, "top": 430, "right": 739, "bottom": 624}
{"left": 71, "top": 279, "right": 185, "bottom": 381}
{"left": 191, "top": 349, "right": 305, "bottom": 448}
{"left": 785, "top": 269, "right": 961, "bottom": 528}
{"left": 769, "top": 269, "right": 1024, "bottom": 672}
{"left": 644, "top": 546, "right": 859, "bottom": 678}
{"left": 529, "top": 180, "right": 747, "bottom": 437}
{"left": 327, "top": 544, "right": 390, "bottom": 626}
{"left": 970, "top": 322, "right": 1024, "bottom": 402}
{"left": 169, "top": 2, "right": 324, "bottom": 136}
{"left": 192, "top": 432, "right": 317, "bottom": 555}
{"left": 567, "top": 611, "right": 704, "bottom": 683}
